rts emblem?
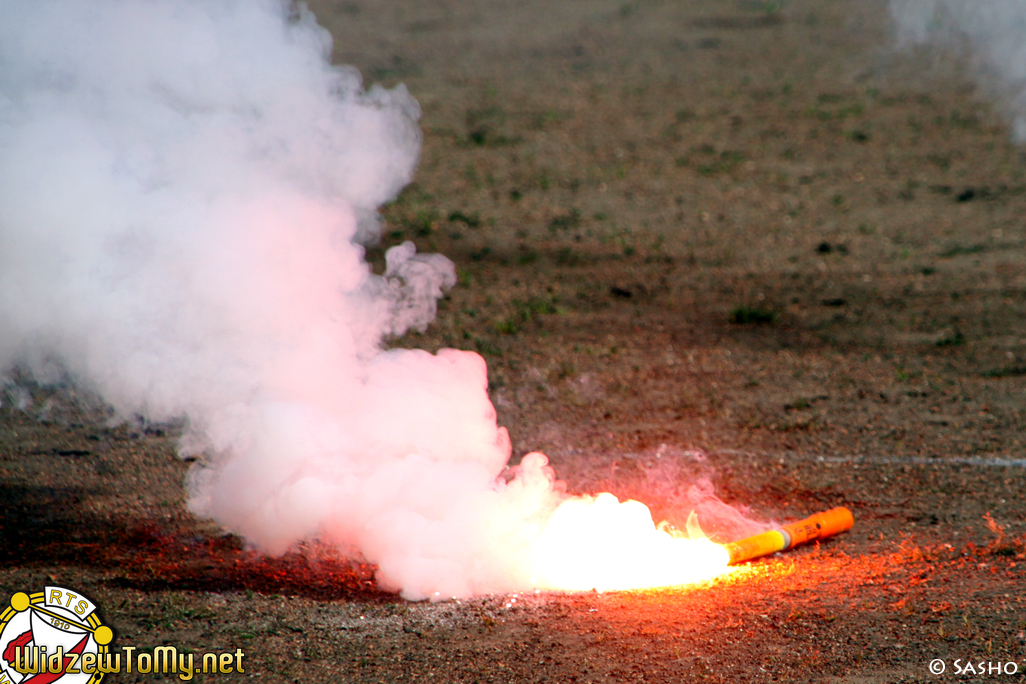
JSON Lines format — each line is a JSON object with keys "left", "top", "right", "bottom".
{"left": 0, "top": 586, "right": 113, "bottom": 684}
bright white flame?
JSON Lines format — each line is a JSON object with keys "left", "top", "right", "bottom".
{"left": 530, "top": 493, "right": 731, "bottom": 591}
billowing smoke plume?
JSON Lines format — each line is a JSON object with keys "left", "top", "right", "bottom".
{"left": 0, "top": 0, "right": 757, "bottom": 599}
{"left": 891, "top": 0, "right": 1026, "bottom": 141}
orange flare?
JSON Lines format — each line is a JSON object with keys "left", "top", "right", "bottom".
{"left": 724, "top": 506, "right": 854, "bottom": 565}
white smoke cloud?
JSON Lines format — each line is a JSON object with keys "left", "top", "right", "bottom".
{"left": 891, "top": 0, "right": 1026, "bottom": 141}
{"left": 0, "top": 0, "right": 754, "bottom": 600}
{"left": 0, "top": 0, "right": 574, "bottom": 600}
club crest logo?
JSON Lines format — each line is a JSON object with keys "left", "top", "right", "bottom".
{"left": 0, "top": 587, "right": 113, "bottom": 684}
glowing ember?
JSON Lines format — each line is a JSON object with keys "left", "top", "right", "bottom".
{"left": 529, "top": 493, "right": 732, "bottom": 591}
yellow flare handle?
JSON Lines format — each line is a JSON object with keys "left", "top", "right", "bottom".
{"left": 724, "top": 506, "right": 853, "bottom": 565}
{"left": 723, "top": 530, "right": 788, "bottom": 565}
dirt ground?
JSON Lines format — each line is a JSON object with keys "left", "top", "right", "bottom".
{"left": 3, "top": 0, "right": 1026, "bottom": 682}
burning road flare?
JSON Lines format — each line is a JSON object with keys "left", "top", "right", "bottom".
{"left": 724, "top": 507, "right": 855, "bottom": 566}
{"left": 527, "top": 494, "right": 854, "bottom": 592}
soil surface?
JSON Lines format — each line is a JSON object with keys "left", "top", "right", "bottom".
{"left": 3, "top": 0, "right": 1026, "bottom": 682}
